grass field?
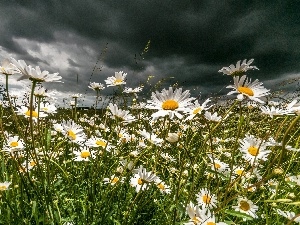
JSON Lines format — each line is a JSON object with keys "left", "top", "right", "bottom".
{"left": 0, "top": 58, "right": 299, "bottom": 224}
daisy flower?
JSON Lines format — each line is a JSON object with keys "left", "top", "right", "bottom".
{"left": 123, "top": 87, "right": 143, "bottom": 93}
{"left": 0, "top": 181, "right": 12, "bottom": 191}
{"left": 53, "top": 123, "right": 64, "bottom": 132}
{"left": 227, "top": 75, "right": 270, "bottom": 103}
{"left": 265, "top": 179, "right": 278, "bottom": 194}
{"left": 145, "top": 87, "right": 195, "bottom": 120}
{"left": 260, "top": 105, "right": 291, "bottom": 118}
{"left": 184, "top": 99, "right": 212, "bottom": 120}
{"left": 40, "top": 102, "right": 57, "bottom": 114}
{"left": 10, "top": 58, "right": 61, "bottom": 82}
{"left": 70, "top": 93, "right": 82, "bottom": 99}
{"left": 184, "top": 201, "right": 205, "bottom": 225}
{"left": 155, "top": 178, "right": 171, "bottom": 194}
{"left": 246, "top": 101, "right": 258, "bottom": 109}
{"left": 69, "top": 100, "right": 76, "bottom": 107}
{"left": 118, "top": 132, "right": 136, "bottom": 144}
{"left": 103, "top": 175, "right": 124, "bottom": 185}
{"left": 209, "top": 158, "right": 229, "bottom": 174}
{"left": 276, "top": 209, "right": 300, "bottom": 223}
{"left": 17, "top": 106, "right": 47, "bottom": 120}
{"left": 108, "top": 103, "right": 136, "bottom": 124}
{"left": 196, "top": 188, "right": 218, "bottom": 209}
{"left": 98, "top": 123, "right": 110, "bottom": 132}
{"left": 232, "top": 166, "right": 247, "bottom": 178}
{"left": 218, "top": 59, "right": 259, "bottom": 76}
{"left": 34, "top": 86, "right": 48, "bottom": 97}
{"left": 20, "top": 158, "right": 39, "bottom": 172}
{"left": 286, "top": 174, "right": 300, "bottom": 186}
{"left": 160, "top": 152, "right": 176, "bottom": 162}
{"left": 4, "top": 135, "right": 25, "bottom": 152}
{"left": 138, "top": 129, "right": 163, "bottom": 145}
{"left": 266, "top": 137, "right": 281, "bottom": 147}
{"left": 85, "top": 136, "right": 111, "bottom": 151}
{"left": 73, "top": 147, "right": 96, "bottom": 161}
{"left": 286, "top": 99, "right": 300, "bottom": 115}
{"left": 130, "top": 166, "right": 158, "bottom": 192}
{"left": 239, "top": 134, "right": 271, "bottom": 164}
{"left": 204, "top": 111, "right": 221, "bottom": 122}
{"left": 232, "top": 197, "right": 259, "bottom": 218}
{"left": 0, "top": 58, "right": 20, "bottom": 75}
{"left": 61, "top": 120, "right": 86, "bottom": 143}
{"left": 105, "top": 71, "right": 127, "bottom": 87}
{"left": 88, "top": 82, "right": 105, "bottom": 91}
{"left": 201, "top": 210, "right": 227, "bottom": 225}
{"left": 34, "top": 86, "right": 57, "bottom": 100}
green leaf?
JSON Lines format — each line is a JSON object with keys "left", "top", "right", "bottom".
{"left": 264, "top": 199, "right": 292, "bottom": 203}
{"left": 45, "top": 128, "right": 51, "bottom": 151}
{"left": 225, "top": 209, "right": 253, "bottom": 220}
{"left": 31, "top": 201, "right": 37, "bottom": 219}
{"left": 113, "top": 219, "right": 121, "bottom": 225}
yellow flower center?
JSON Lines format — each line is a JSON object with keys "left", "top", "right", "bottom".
{"left": 214, "top": 163, "right": 221, "bottom": 169}
{"left": 237, "top": 87, "right": 254, "bottom": 96}
{"left": 114, "top": 79, "right": 123, "bottom": 84}
{"left": 236, "top": 169, "right": 244, "bottom": 176}
{"left": 111, "top": 177, "right": 119, "bottom": 184}
{"left": 157, "top": 183, "right": 165, "bottom": 190}
{"left": 10, "top": 141, "right": 19, "bottom": 147}
{"left": 248, "top": 146, "right": 259, "bottom": 156}
{"left": 67, "top": 130, "right": 76, "bottom": 140}
{"left": 202, "top": 194, "right": 211, "bottom": 204}
{"left": 138, "top": 178, "right": 143, "bottom": 185}
{"left": 193, "top": 107, "right": 201, "bottom": 114}
{"left": 80, "top": 151, "right": 91, "bottom": 158}
{"left": 162, "top": 100, "right": 179, "bottom": 110}
{"left": 192, "top": 216, "right": 201, "bottom": 223}
{"left": 239, "top": 200, "right": 250, "bottom": 211}
{"left": 25, "top": 110, "right": 38, "bottom": 117}
{"left": 96, "top": 140, "right": 106, "bottom": 147}
{"left": 207, "top": 222, "right": 216, "bottom": 225}
{"left": 0, "top": 185, "right": 8, "bottom": 191}
{"left": 30, "top": 161, "right": 36, "bottom": 167}
{"left": 248, "top": 187, "right": 255, "bottom": 192}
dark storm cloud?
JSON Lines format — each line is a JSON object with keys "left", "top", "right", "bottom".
{"left": 0, "top": 0, "right": 299, "bottom": 104}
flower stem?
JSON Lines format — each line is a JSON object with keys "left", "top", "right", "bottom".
{"left": 278, "top": 114, "right": 300, "bottom": 165}
{"left": 29, "top": 80, "right": 37, "bottom": 147}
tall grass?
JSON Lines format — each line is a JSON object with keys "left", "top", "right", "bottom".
{"left": 0, "top": 59, "right": 299, "bottom": 225}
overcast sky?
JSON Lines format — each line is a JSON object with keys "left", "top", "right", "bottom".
{"left": 0, "top": 0, "right": 299, "bottom": 106}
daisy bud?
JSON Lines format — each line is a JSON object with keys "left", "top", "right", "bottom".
{"left": 273, "top": 168, "right": 284, "bottom": 175}
{"left": 166, "top": 133, "right": 179, "bottom": 143}
{"left": 288, "top": 193, "right": 296, "bottom": 199}
{"left": 183, "top": 170, "right": 189, "bottom": 177}
{"left": 116, "top": 166, "right": 124, "bottom": 174}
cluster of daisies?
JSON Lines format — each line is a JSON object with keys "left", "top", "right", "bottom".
{"left": 1, "top": 57, "right": 300, "bottom": 224}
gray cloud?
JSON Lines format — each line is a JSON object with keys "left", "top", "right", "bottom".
{"left": 0, "top": 0, "right": 299, "bottom": 106}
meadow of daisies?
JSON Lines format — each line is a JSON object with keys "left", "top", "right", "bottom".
{"left": 0, "top": 58, "right": 300, "bottom": 225}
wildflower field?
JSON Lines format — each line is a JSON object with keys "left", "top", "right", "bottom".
{"left": 0, "top": 58, "right": 300, "bottom": 224}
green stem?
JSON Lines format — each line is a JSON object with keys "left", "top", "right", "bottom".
{"left": 74, "top": 97, "right": 77, "bottom": 122}
{"left": 278, "top": 114, "right": 300, "bottom": 165}
{"left": 29, "top": 80, "right": 37, "bottom": 147}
